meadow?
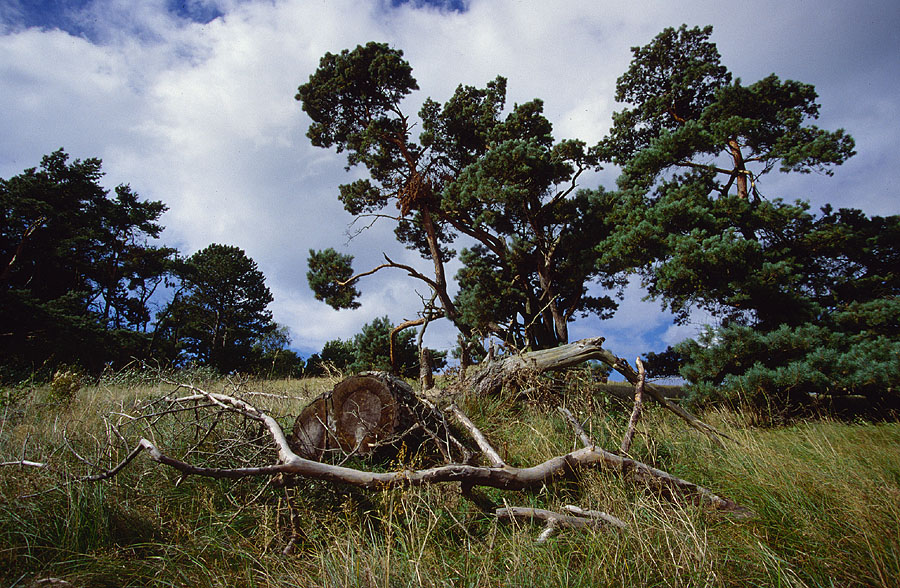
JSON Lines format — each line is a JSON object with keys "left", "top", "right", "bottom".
{"left": 1, "top": 371, "right": 898, "bottom": 587}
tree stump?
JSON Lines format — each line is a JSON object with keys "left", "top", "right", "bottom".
{"left": 291, "top": 373, "right": 421, "bottom": 460}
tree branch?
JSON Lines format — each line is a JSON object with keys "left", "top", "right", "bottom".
{"left": 620, "top": 357, "right": 645, "bottom": 454}
{"left": 447, "top": 403, "right": 506, "bottom": 468}
{"left": 66, "top": 384, "right": 751, "bottom": 518}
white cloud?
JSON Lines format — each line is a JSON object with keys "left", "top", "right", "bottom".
{"left": 2, "top": 0, "right": 898, "bottom": 357}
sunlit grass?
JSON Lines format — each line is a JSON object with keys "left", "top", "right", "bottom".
{"left": 1, "top": 374, "right": 897, "bottom": 586}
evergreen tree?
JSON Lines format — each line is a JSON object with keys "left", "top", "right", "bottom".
{"left": 297, "top": 42, "right": 625, "bottom": 351}
{"left": 0, "top": 149, "right": 175, "bottom": 375}
{"left": 317, "top": 316, "right": 446, "bottom": 378}
{"left": 603, "top": 25, "right": 897, "bottom": 410}
{"left": 157, "top": 244, "right": 274, "bottom": 373}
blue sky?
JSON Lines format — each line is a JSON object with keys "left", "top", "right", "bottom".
{"left": 2, "top": 0, "right": 898, "bottom": 371}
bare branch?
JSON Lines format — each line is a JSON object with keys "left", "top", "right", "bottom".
{"left": 620, "top": 357, "right": 645, "bottom": 454}
{"left": 447, "top": 403, "right": 506, "bottom": 468}
{"left": 562, "top": 505, "right": 628, "bottom": 529}
{"left": 0, "top": 460, "right": 48, "bottom": 468}
{"left": 496, "top": 506, "right": 627, "bottom": 540}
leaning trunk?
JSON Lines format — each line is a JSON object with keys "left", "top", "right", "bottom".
{"left": 466, "top": 337, "right": 726, "bottom": 446}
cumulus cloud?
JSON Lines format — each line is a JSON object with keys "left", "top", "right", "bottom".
{"left": 1, "top": 0, "right": 898, "bottom": 357}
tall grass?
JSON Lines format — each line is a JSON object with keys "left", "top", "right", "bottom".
{"left": 1, "top": 374, "right": 897, "bottom": 586}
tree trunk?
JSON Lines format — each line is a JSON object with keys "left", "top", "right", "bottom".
{"left": 727, "top": 138, "right": 749, "bottom": 200}
{"left": 466, "top": 337, "right": 727, "bottom": 446}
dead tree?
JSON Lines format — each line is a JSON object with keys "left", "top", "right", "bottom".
{"left": 3, "top": 338, "right": 752, "bottom": 546}
{"left": 464, "top": 337, "right": 728, "bottom": 446}
{"left": 14, "top": 377, "right": 752, "bottom": 544}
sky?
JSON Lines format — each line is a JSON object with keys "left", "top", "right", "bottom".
{"left": 2, "top": 0, "right": 899, "bottom": 370}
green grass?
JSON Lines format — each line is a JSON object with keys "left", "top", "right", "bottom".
{"left": 1, "top": 374, "right": 898, "bottom": 587}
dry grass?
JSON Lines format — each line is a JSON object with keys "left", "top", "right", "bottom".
{"left": 1, "top": 373, "right": 898, "bottom": 587}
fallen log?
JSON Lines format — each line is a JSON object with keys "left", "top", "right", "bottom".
{"left": 466, "top": 337, "right": 728, "bottom": 446}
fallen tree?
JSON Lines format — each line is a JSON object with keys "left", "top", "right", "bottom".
{"left": 464, "top": 337, "right": 728, "bottom": 446}
{"left": 3, "top": 336, "right": 752, "bottom": 547}
{"left": 0, "top": 367, "right": 753, "bottom": 547}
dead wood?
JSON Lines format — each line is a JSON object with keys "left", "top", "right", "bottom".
{"left": 291, "top": 372, "right": 452, "bottom": 461}
{"left": 68, "top": 381, "right": 752, "bottom": 519}
{"left": 466, "top": 337, "right": 728, "bottom": 447}
{"left": 620, "top": 357, "right": 645, "bottom": 454}
{"left": 497, "top": 506, "right": 627, "bottom": 543}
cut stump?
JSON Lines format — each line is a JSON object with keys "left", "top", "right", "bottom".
{"left": 291, "top": 373, "right": 420, "bottom": 460}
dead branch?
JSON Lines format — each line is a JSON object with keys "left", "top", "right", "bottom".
{"left": 620, "top": 357, "right": 646, "bottom": 454}
{"left": 556, "top": 406, "right": 751, "bottom": 515}
{"left": 447, "top": 403, "right": 505, "bottom": 468}
{"left": 70, "top": 383, "right": 751, "bottom": 518}
{"left": 467, "top": 337, "right": 728, "bottom": 447}
{"left": 558, "top": 407, "right": 593, "bottom": 448}
{"left": 497, "top": 506, "right": 626, "bottom": 531}
{"left": 0, "top": 460, "right": 48, "bottom": 468}
{"left": 496, "top": 506, "right": 627, "bottom": 543}
{"left": 562, "top": 504, "right": 628, "bottom": 529}
{"left": 390, "top": 317, "right": 425, "bottom": 374}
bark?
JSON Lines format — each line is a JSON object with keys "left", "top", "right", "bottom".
{"left": 291, "top": 373, "right": 425, "bottom": 460}
{"left": 466, "top": 337, "right": 727, "bottom": 446}
{"left": 419, "top": 347, "right": 435, "bottom": 390}
{"left": 727, "top": 138, "right": 749, "bottom": 200}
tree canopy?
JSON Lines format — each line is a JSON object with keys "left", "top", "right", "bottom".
{"left": 156, "top": 244, "right": 275, "bottom": 374}
{"left": 1, "top": 149, "right": 176, "bottom": 374}
{"left": 297, "top": 42, "right": 626, "bottom": 351}
{"left": 603, "top": 25, "right": 897, "bottom": 410}
{"left": 0, "top": 149, "right": 290, "bottom": 379}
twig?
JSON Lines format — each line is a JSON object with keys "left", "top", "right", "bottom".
{"left": 0, "top": 460, "right": 48, "bottom": 468}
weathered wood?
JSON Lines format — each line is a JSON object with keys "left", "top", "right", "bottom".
{"left": 292, "top": 397, "right": 329, "bottom": 460}
{"left": 467, "top": 337, "right": 727, "bottom": 447}
{"left": 291, "top": 373, "right": 417, "bottom": 459}
{"left": 620, "top": 357, "right": 646, "bottom": 454}
{"left": 70, "top": 381, "right": 753, "bottom": 521}
{"left": 496, "top": 506, "right": 627, "bottom": 531}
{"left": 467, "top": 337, "right": 612, "bottom": 396}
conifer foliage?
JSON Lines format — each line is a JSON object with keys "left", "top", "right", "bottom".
{"left": 603, "top": 26, "right": 897, "bottom": 410}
